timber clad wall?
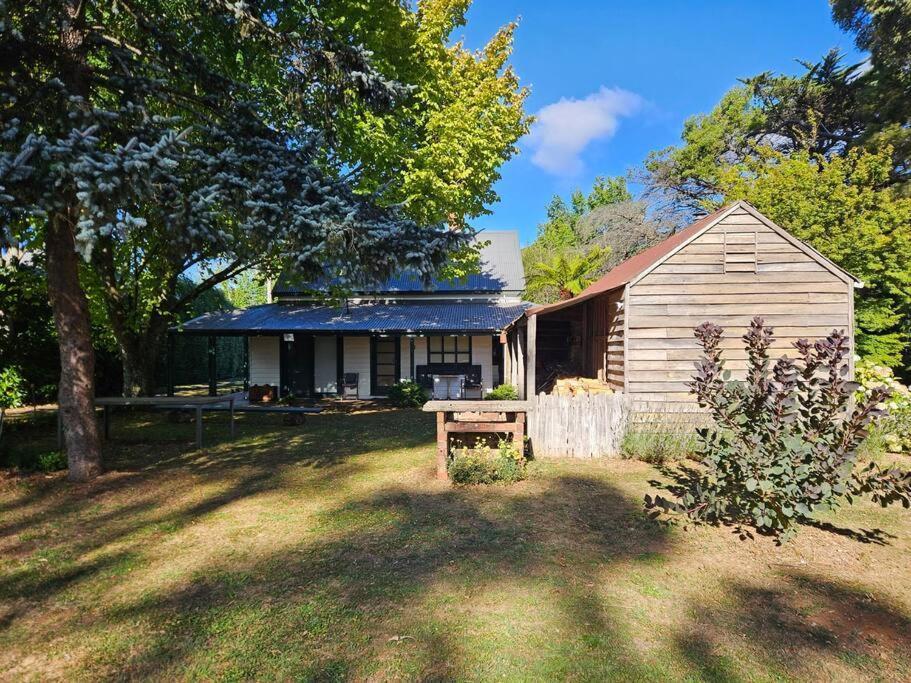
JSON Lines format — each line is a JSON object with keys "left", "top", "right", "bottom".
{"left": 605, "top": 288, "right": 624, "bottom": 390}
{"left": 580, "top": 288, "right": 625, "bottom": 391}
{"left": 470, "top": 335, "right": 494, "bottom": 391}
{"left": 625, "top": 207, "right": 853, "bottom": 409}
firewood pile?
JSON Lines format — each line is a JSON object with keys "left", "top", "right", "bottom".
{"left": 551, "top": 377, "right": 614, "bottom": 397}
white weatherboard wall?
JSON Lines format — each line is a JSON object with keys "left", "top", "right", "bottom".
{"left": 314, "top": 336, "right": 337, "bottom": 393}
{"left": 249, "top": 336, "right": 279, "bottom": 388}
{"left": 400, "top": 336, "right": 411, "bottom": 381}
{"left": 470, "top": 335, "right": 493, "bottom": 392}
{"left": 343, "top": 336, "right": 371, "bottom": 397}
{"left": 414, "top": 336, "right": 428, "bottom": 368}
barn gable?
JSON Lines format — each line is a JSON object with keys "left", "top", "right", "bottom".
{"left": 504, "top": 201, "right": 858, "bottom": 408}
{"left": 625, "top": 202, "right": 856, "bottom": 408}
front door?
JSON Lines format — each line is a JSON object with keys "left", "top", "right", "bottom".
{"left": 371, "top": 336, "right": 400, "bottom": 396}
{"left": 280, "top": 334, "right": 315, "bottom": 397}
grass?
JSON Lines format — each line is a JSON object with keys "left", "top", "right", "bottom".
{"left": 1, "top": 407, "right": 910, "bottom": 681}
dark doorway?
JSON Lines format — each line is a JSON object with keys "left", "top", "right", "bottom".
{"left": 371, "top": 336, "right": 400, "bottom": 396}
{"left": 280, "top": 334, "right": 315, "bottom": 397}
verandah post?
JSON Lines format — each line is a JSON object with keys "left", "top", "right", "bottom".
{"left": 526, "top": 314, "right": 537, "bottom": 399}
{"left": 243, "top": 336, "right": 249, "bottom": 393}
{"left": 336, "top": 334, "right": 344, "bottom": 395}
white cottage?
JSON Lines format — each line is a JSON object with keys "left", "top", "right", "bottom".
{"left": 178, "top": 232, "right": 529, "bottom": 399}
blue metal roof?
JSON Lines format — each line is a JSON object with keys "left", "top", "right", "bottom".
{"left": 273, "top": 231, "right": 525, "bottom": 296}
{"left": 178, "top": 301, "right": 532, "bottom": 334}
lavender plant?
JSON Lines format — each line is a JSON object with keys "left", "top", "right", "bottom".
{"left": 645, "top": 317, "right": 911, "bottom": 540}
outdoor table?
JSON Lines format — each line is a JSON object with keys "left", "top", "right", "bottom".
{"left": 96, "top": 395, "right": 237, "bottom": 448}
{"left": 422, "top": 400, "right": 529, "bottom": 480}
{"left": 56, "top": 395, "right": 240, "bottom": 450}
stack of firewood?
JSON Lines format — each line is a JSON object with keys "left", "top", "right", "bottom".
{"left": 551, "top": 377, "right": 614, "bottom": 397}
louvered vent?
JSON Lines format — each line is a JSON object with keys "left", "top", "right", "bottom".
{"left": 722, "top": 230, "right": 757, "bottom": 273}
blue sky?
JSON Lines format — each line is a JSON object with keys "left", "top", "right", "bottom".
{"left": 459, "top": 1, "right": 863, "bottom": 244}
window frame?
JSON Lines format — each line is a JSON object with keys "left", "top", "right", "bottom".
{"left": 427, "top": 335, "right": 472, "bottom": 364}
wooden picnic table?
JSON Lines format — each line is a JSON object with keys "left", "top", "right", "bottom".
{"left": 422, "top": 400, "right": 530, "bottom": 480}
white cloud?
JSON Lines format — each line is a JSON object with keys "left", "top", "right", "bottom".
{"left": 526, "top": 86, "right": 642, "bottom": 176}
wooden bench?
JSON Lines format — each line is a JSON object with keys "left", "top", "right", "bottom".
{"left": 422, "top": 400, "right": 530, "bottom": 480}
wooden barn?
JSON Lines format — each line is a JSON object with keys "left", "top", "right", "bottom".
{"left": 503, "top": 201, "right": 861, "bottom": 411}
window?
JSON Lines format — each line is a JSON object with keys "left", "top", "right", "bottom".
{"left": 428, "top": 335, "right": 471, "bottom": 364}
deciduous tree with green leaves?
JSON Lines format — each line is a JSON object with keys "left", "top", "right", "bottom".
{"left": 328, "top": 0, "right": 531, "bottom": 229}
{"left": 717, "top": 147, "right": 911, "bottom": 366}
{"left": 2, "top": 1, "right": 517, "bottom": 480}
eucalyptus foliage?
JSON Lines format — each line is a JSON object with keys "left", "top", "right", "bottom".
{"left": 639, "top": 1, "right": 911, "bottom": 366}
{"left": 646, "top": 317, "right": 911, "bottom": 540}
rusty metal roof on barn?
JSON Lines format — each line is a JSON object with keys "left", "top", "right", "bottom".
{"left": 177, "top": 300, "right": 532, "bottom": 335}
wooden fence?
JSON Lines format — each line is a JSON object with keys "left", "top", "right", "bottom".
{"left": 528, "top": 392, "right": 630, "bottom": 458}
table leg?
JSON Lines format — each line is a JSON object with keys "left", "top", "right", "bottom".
{"left": 229, "top": 398, "right": 236, "bottom": 439}
{"left": 57, "top": 411, "right": 63, "bottom": 450}
{"left": 103, "top": 405, "right": 110, "bottom": 440}
{"left": 436, "top": 411, "right": 448, "bottom": 480}
{"left": 196, "top": 406, "right": 203, "bottom": 449}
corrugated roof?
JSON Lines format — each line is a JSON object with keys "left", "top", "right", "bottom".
{"left": 273, "top": 230, "right": 525, "bottom": 296}
{"left": 178, "top": 301, "right": 532, "bottom": 334}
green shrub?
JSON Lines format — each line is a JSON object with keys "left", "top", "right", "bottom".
{"left": 387, "top": 380, "right": 429, "bottom": 407}
{"left": 486, "top": 384, "right": 519, "bottom": 401}
{"left": 647, "top": 317, "right": 911, "bottom": 540}
{"left": 0, "top": 367, "right": 25, "bottom": 411}
{"left": 36, "top": 450, "right": 68, "bottom": 473}
{"left": 855, "top": 359, "right": 911, "bottom": 454}
{"left": 0, "top": 366, "right": 25, "bottom": 444}
{"left": 448, "top": 438, "right": 526, "bottom": 484}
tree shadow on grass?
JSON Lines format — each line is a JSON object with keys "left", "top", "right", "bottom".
{"left": 0, "top": 409, "right": 433, "bottom": 531}
{"left": 100, "top": 475, "right": 673, "bottom": 680}
{"left": 0, "top": 410, "right": 439, "bottom": 620}
{"left": 2, "top": 467, "right": 676, "bottom": 680}
{"left": 649, "top": 462, "right": 895, "bottom": 545}
{"left": 676, "top": 570, "right": 911, "bottom": 682}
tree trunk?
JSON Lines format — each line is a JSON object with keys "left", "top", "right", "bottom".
{"left": 46, "top": 213, "right": 102, "bottom": 481}
{"left": 119, "top": 326, "right": 165, "bottom": 397}
{"left": 46, "top": 0, "right": 102, "bottom": 481}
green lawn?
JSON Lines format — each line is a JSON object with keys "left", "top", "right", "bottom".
{"left": 1, "top": 408, "right": 910, "bottom": 681}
